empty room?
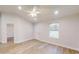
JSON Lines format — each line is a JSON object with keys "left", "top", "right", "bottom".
{"left": 0, "top": 5, "right": 79, "bottom": 54}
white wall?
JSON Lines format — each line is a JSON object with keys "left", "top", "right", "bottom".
{"left": 35, "top": 14, "right": 79, "bottom": 51}
{"left": 59, "top": 14, "right": 79, "bottom": 50}
{"left": 35, "top": 22, "right": 49, "bottom": 40}
{"left": 1, "top": 12, "right": 79, "bottom": 51}
{"left": 1, "top": 13, "right": 33, "bottom": 43}
{"left": 0, "top": 13, "right": 1, "bottom": 42}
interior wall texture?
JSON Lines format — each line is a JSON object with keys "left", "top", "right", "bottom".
{"left": 1, "top": 13, "right": 33, "bottom": 43}
{"left": 0, "top": 13, "right": 1, "bottom": 42}
{"left": 0, "top": 12, "right": 79, "bottom": 51}
{"left": 59, "top": 14, "right": 79, "bottom": 50}
{"left": 35, "top": 14, "right": 79, "bottom": 51}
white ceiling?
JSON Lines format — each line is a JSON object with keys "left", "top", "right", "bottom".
{"left": 0, "top": 5, "right": 79, "bottom": 23}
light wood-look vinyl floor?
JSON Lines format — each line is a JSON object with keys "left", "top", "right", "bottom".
{"left": 0, "top": 39, "right": 79, "bottom": 54}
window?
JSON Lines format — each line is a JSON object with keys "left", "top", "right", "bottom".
{"left": 49, "top": 23, "right": 59, "bottom": 39}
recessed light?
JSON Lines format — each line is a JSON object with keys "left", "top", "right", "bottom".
{"left": 18, "top": 6, "right": 22, "bottom": 10}
{"left": 54, "top": 10, "right": 59, "bottom": 15}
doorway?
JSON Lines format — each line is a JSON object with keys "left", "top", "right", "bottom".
{"left": 7, "top": 24, "right": 14, "bottom": 44}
